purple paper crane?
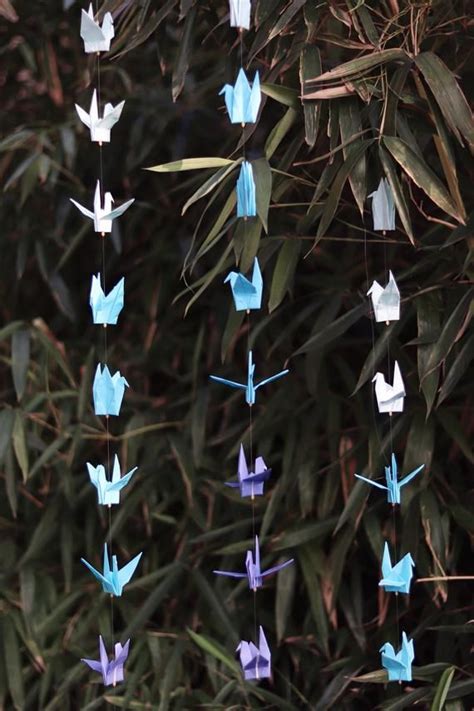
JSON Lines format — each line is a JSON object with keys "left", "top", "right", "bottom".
{"left": 82, "top": 636, "right": 130, "bottom": 687}
{"left": 214, "top": 535, "right": 293, "bottom": 591}
{"left": 226, "top": 444, "right": 272, "bottom": 498}
{"left": 237, "top": 626, "right": 271, "bottom": 681}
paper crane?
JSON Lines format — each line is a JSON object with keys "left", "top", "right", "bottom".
{"left": 209, "top": 350, "right": 288, "bottom": 406}
{"left": 80, "top": 3, "right": 115, "bottom": 53}
{"left": 379, "top": 542, "right": 415, "bottom": 594}
{"left": 220, "top": 69, "right": 261, "bottom": 125}
{"left": 214, "top": 535, "right": 293, "bottom": 591}
{"left": 369, "top": 178, "right": 395, "bottom": 232}
{"left": 373, "top": 360, "right": 405, "bottom": 414}
{"left": 236, "top": 161, "right": 256, "bottom": 218}
{"left": 226, "top": 444, "right": 271, "bottom": 498}
{"left": 87, "top": 455, "right": 137, "bottom": 506}
{"left": 224, "top": 258, "right": 262, "bottom": 311}
{"left": 380, "top": 632, "right": 415, "bottom": 682}
{"left": 93, "top": 364, "right": 129, "bottom": 416}
{"left": 75, "top": 90, "right": 124, "bottom": 143}
{"left": 229, "top": 0, "right": 251, "bottom": 30}
{"left": 237, "top": 626, "right": 271, "bottom": 681}
{"left": 367, "top": 271, "right": 400, "bottom": 323}
{"left": 90, "top": 273, "right": 124, "bottom": 325}
{"left": 355, "top": 453, "right": 424, "bottom": 505}
{"left": 81, "top": 544, "right": 142, "bottom": 596}
{"left": 82, "top": 636, "right": 130, "bottom": 687}
{"left": 70, "top": 180, "right": 134, "bottom": 234}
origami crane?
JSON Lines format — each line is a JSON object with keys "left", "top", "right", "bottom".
{"left": 214, "top": 535, "right": 293, "bottom": 591}
{"left": 355, "top": 453, "right": 424, "bottom": 505}
{"left": 70, "top": 180, "right": 135, "bottom": 234}
{"left": 75, "top": 90, "right": 124, "bottom": 143}
{"left": 367, "top": 271, "right": 400, "bottom": 323}
{"left": 380, "top": 632, "right": 415, "bottom": 682}
{"left": 224, "top": 258, "right": 262, "bottom": 311}
{"left": 236, "top": 161, "right": 256, "bottom": 218}
{"left": 220, "top": 69, "right": 261, "bottom": 125}
{"left": 90, "top": 273, "right": 124, "bottom": 325}
{"left": 81, "top": 544, "right": 142, "bottom": 596}
{"left": 80, "top": 3, "right": 115, "bottom": 53}
{"left": 237, "top": 626, "right": 271, "bottom": 681}
{"left": 226, "top": 444, "right": 271, "bottom": 498}
{"left": 209, "top": 350, "right": 289, "bottom": 406}
{"left": 379, "top": 542, "right": 415, "bottom": 594}
{"left": 229, "top": 0, "right": 251, "bottom": 30}
{"left": 93, "top": 364, "right": 129, "bottom": 416}
{"left": 82, "top": 636, "right": 130, "bottom": 687}
{"left": 87, "top": 455, "right": 137, "bottom": 506}
{"left": 373, "top": 360, "right": 405, "bottom": 413}
{"left": 369, "top": 178, "right": 395, "bottom": 232}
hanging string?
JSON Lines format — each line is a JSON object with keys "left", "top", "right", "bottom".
{"left": 94, "top": 0, "right": 115, "bottom": 668}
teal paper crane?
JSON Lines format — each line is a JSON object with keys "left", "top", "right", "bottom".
{"left": 209, "top": 350, "right": 288, "bottom": 406}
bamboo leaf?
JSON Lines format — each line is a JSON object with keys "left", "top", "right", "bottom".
{"left": 383, "top": 136, "right": 463, "bottom": 222}
{"left": 171, "top": 5, "right": 196, "bottom": 102}
{"left": 146, "top": 157, "right": 235, "bottom": 173}
{"left": 11, "top": 329, "right": 30, "bottom": 402}
{"left": 12, "top": 410, "right": 28, "bottom": 483}
{"left": 431, "top": 666, "right": 456, "bottom": 711}
{"left": 187, "top": 629, "right": 239, "bottom": 674}
{"left": 268, "top": 239, "right": 301, "bottom": 313}
{"left": 306, "top": 49, "right": 408, "bottom": 83}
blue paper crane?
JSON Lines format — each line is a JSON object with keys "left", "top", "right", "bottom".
{"left": 380, "top": 632, "right": 415, "bottom": 682}
{"left": 219, "top": 68, "right": 261, "bottom": 125}
{"left": 209, "top": 350, "right": 288, "bottom": 406}
{"left": 81, "top": 544, "right": 142, "bottom": 596}
{"left": 355, "top": 454, "right": 424, "bottom": 505}
{"left": 224, "top": 258, "right": 263, "bottom": 312}
{"left": 379, "top": 542, "right": 415, "bottom": 594}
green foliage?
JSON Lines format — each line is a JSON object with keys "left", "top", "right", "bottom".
{"left": 0, "top": 0, "right": 472, "bottom": 708}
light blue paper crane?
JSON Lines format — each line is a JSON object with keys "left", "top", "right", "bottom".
{"left": 93, "top": 364, "right": 129, "bottom": 416}
{"left": 81, "top": 544, "right": 142, "bottom": 597}
{"left": 209, "top": 350, "right": 288, "bottom": 406}
{"left": 214, "top": 535, "right": 293, "bottom": 591}
{"left": 224, "top": 258, "right": 262, "bottom": 311}
{"left": 87, "top": 455, "right": 137, "bottom": 506}
{"left": 220, "top": 68, "right": 261, "bottom": 125}
{"left": 355, "top": 454, "right": 424, "bottom": 505}
{"left": 369, "top": 178, "right": 396, "bottom": 231}
{"left": 236, "top": 161, "right": 256, "bottom": 218}
{"left": 380, "top": 632, "right": 415, "bottom": 682}
{"left": 90, "top": 273, "right": 124, "bottom": 325}
{"left": 379, "top": 542, "right": 415, "bottom": 594}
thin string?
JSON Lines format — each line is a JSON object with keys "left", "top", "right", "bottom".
{"left": 94, "top": 0, "right": 115, "bottom": 673}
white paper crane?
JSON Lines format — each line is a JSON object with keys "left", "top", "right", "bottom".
{"left": 369, "top": 178, "right": 395, "bottom": 232}
{"left": 373, "top": 361, "right": 405, "bottom": 414}
{"left": 80, "top": 3, "right": 115, "bottom": 54}
{"left": 75, "top": 90, "right": 124, "bottom": 144}
{"left": 229, "top": 0, "right": 251, "bottom": 30}
{"left": 367, "top": 271, "right": 400, "bottom": 323}
{"left": 70, "top": 180, "right": 134, "bottom": 234}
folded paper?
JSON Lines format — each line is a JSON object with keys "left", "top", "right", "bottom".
{"left": 380, "top": 632, "right": 414, "bottom": 682}
{"left": 93, "top": 364, "right": 129, "bottom": 416}
{"left": 226, "top": 444, "right": 271, "bottom": 498}
{"left": 81, "top": 544, "right": 142, "bottom": 596}
{"left": 229, "top": 0, "right": 251, "bottom": 30}
{"left": 75, "top": 90, "right": 124, "bottom": 143}
{"left": 210, "top": 350, "right": 288, "bottom": 406}
{"left": 90, "top": 273, "right": 124, "bottom": 325}
{"left": 82, "top": 636, "right": 130, "bottom": 687}
{"left": 237, "top": 626, "right": 271, "bottom": 681}
{"left": 87, "top": 455, "right": 137, "bottom": 506}
{"left": 70, "top": 180, "right": 134, "bottom": 234}
{"left": 355, "top": 453, "right": 424, "bottom": 505}
{"left": 236, "top": 161, "right": 256, "bottom": 218}
{"left": 225, "top": 258, "right": 262, "bottom": 311}
{"left": 367, "top": 271, "right": 400, "bottom": 323}
{"left": 373, "top": 360, "right": 405, "bottom": 413}
{"left": 214, "top": 535, "right": 293, "bottom": 591}
{"left": 80, "top": 3, "right": 115, "bottom": 53}
{"left": 220, "top": 69, "right": 261, "bottom": 125}
{"left": 369, "top": 178, "right": 395, "bottom": 232}
{"left": 379, "top": 542, "right": 414, "bottom": 594}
